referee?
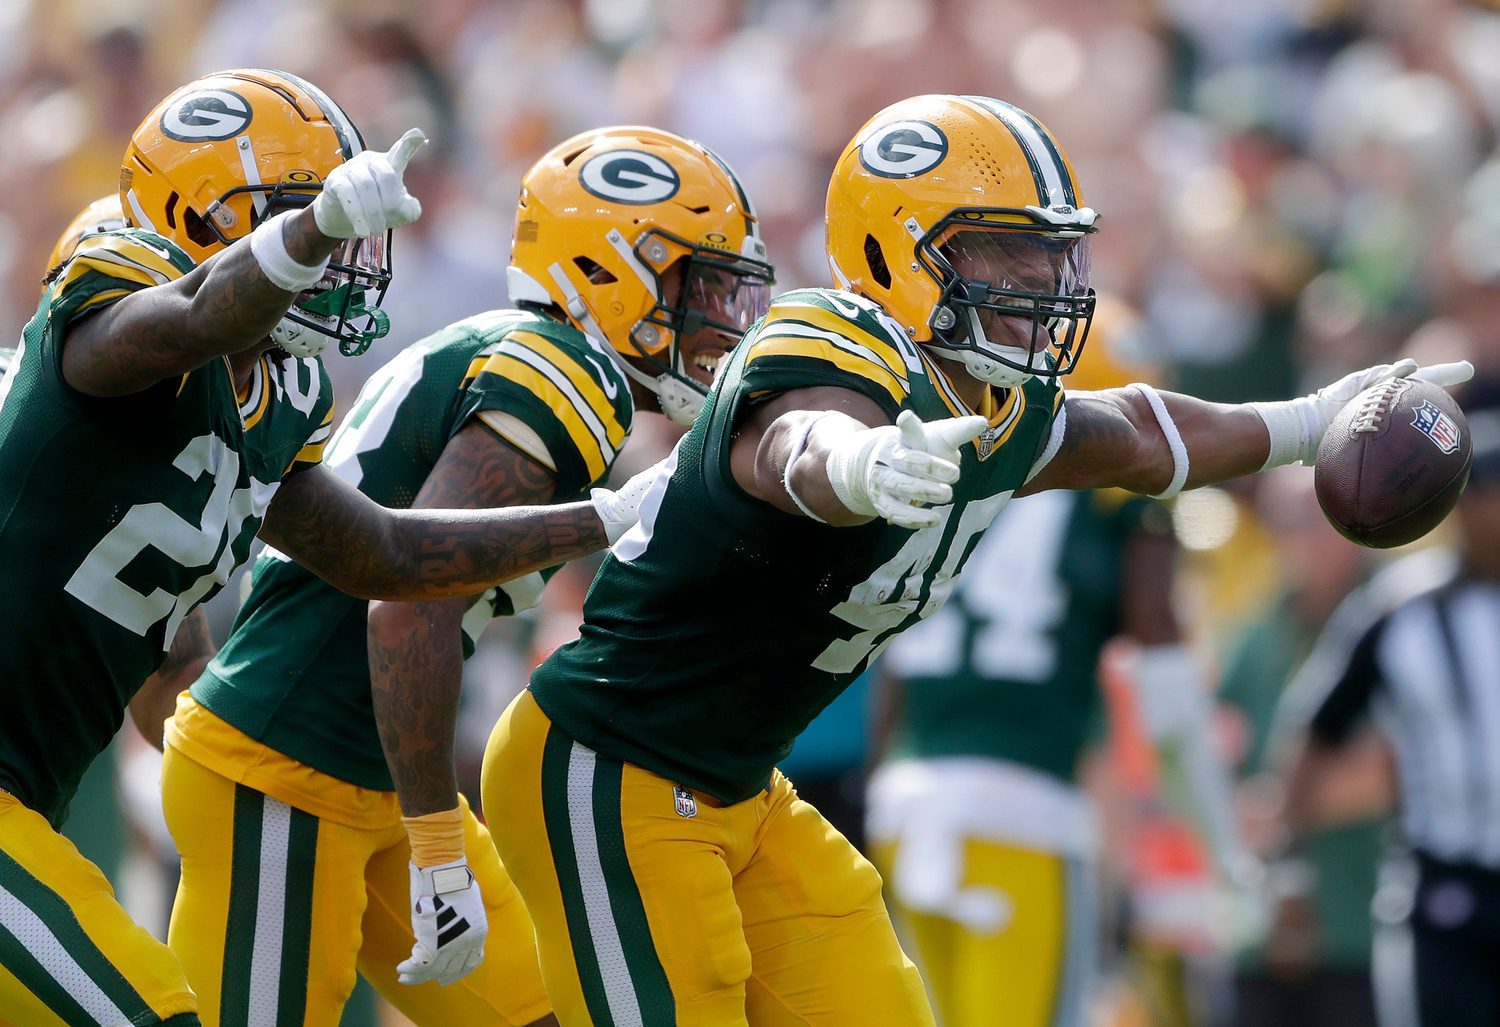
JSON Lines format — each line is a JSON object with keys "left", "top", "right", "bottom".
{"left": 1277, "top": 388, "right": 1500, "bottom": 1026}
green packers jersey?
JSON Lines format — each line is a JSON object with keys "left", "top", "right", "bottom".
{"left": 532, "top": 288, "right": 1063, "bottom": 803}
{"left": 0, "top": 229, "right": 335, "bottom": 826}
{"left": 193, "top": 309, "right": 634, "bottom": 790}
{"left": 884, "top": 488, "right": 1153, "bottom": 782}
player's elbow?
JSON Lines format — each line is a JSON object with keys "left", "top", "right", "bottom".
{"left": 1107, "top": 388, "right": 1177, "bottom": 495}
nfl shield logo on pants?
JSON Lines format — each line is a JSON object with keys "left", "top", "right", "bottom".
{"left": 672, "top": 786, "right": 698, "bottom": 819}
{"left": 1411, "top": 399, "right": 1461, "bottom": 454}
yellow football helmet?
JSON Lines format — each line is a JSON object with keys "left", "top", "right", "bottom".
{"left": 121, "top": 68, "right": 390, "bottom": 356}
{"left": 46, "top": 194, "right": 126, "bottom": 276}
{"left": 826, "top": 94, "right": 1097, "bottom": 387}
{"left": 508, "top": 126, "right": 774, "bottom": 424}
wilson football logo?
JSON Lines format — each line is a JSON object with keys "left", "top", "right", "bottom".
{"left": 161, "top": 89, "right": 253, "bottom": 142}
{"left": 860, "top": 121, "right": 948, "bottom": 179}
{"left": 579, "top": 150, "right": 680, "bottom": 204}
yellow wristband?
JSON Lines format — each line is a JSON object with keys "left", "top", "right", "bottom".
{"left": 402, "top": 807, "right": 465, "bottom": 868}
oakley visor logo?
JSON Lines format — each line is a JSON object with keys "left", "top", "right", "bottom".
{"left": 860, "top": 121, "right": 948, "bottom": 178}
{"left": 580, "top": 150, "right": 680, "bottom": 204}
{"left": 161, "top": 89, "right": 253, "bottom": 142}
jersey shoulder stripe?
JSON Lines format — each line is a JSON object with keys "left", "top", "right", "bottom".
{"left": 742, "top": 289, "right": 925, "bottom": 412}
{"left": 459, "top": 318, "right": 632, "bottom": 491}
{"left": 53, "top": 229, "right": 193, "bottom": 319}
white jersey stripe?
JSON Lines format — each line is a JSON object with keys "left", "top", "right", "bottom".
{"left": 566, "top": 743, "right": 645, "bottom": 1027}
{"left": 498, "top": 342, "right": 616, "bottom": 461}
{"left": 0, "top": 884, "right": 129, "bottom": 1025}
{"left": 757, "top": 323, "right": 911, "bottom": 390}
{"left": 247, "top": 798, "right": 293, "bottom": 1025}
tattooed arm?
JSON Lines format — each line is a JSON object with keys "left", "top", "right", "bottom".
{"left": 61, "top": 209, "right": 345, "bottom": 397}
{"left": 259, "top": 443, "right": 603, "bottom": 601}
{"left": 368, "top": 420, "right": 557, "bottom": 816}
{"left": 128, "top": 607, "right": 215, "bottom": 750}
{"left": 1016, "top": 388, "right": 1271, "bottom": 497}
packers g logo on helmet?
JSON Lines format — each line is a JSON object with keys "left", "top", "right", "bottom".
{"left": 579, "top": 150, "right": 681, "bottom": 204}
{"left": 160, "top": 89, "right": 254, "bottom": 142}
{"left": 859, "top": 121, "right": 948, "bottom": 179}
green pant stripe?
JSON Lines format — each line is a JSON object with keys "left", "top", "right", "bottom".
{"left": 591, "top": 756, "right": 675, "bottom": 1022}
{"left": 219, "top": 785, "right": 263, "bottom": 1027}
{"left": 0, "top": 847, "right": 152, "bottom": 1024}
{"left": 0, "top": 918, "right": 96, "bottom": 1025}
{"left": 541, "top": 727, "right": 616, "bottom": 1027}
{"left": 274, "top": 804, "right": 319, "bottom": 1027}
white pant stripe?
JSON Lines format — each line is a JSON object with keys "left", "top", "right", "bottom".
{"left": 0, "top": 883, "right": 128, "bottom": 1026}
{"left": 247, "top": 797, "right": 293, "bottom": 1024}
{"left": 567, "top": 742, "right": 645, "bottom": 1027}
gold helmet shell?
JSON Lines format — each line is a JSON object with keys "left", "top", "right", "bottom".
{"left": 121, "top": 69, "right": 391, "bottom": 355}
{"left": 826, "top": 95, "right": 1098, "bottom": 387}
{"left": 508, "top": 126, "right": 774, "bottom": 423}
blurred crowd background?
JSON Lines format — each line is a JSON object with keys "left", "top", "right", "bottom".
{"left": 6, "top": 0, "right": 1500, "bottom": 1023}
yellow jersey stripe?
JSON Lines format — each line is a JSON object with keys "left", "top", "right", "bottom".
{"left": 914, "top": 349, "right": 965, "bottom": 418}
{"left": 478, "top": 353, "right": 607, "bottom": 480}
{"left": 241, "top": 358, "right": 273, "bottom": 430}
{"left": 58, "top": 238, "right": 182, "bottom": 296}
{"left": 746, "top": 335, "right": 906, "bottom": 407}
{"left": 71, "top": 288, "right": 133, "bottom": 315}
{"left": 506, "top": 332, "right": 626, "bottom": 448}
{"left": 986, "top": 386, "right": 1029, "bottom": 451}
{"left": 763, "top": 303, "right": 909, "bottom": 384}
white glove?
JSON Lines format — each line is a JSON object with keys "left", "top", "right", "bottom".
{"left": 826, "top": 410, "right": 986, "bottom": 529}
{"left": 1252, "top": 358, "right": 1474, "bottom": 468}
{"left": 398, "top": 857, "right": 488, "bottom": 986}
{"left": 313, "top": 128, "right": 428, "bottom": 239}
{"left": 591, "top": 458, "right": 671, "bottom": 545}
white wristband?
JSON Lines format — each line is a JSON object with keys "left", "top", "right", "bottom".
{"left": 249, "top": 211, "right": 330, "bottom": 293}
{"left": 782, "top": 414, "right": 831, "bottom": 523}
{"left": 1247, "top": 399, "right": 1310, "bottom": 470}
{"left": 1132, "top": 383, "right": 1189, "bottom": 499}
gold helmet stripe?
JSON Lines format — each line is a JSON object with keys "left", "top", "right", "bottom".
{"left": 959, "top": 95, "right": 1077, "bottom": 208}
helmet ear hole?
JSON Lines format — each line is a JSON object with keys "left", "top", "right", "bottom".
{"left": 573, "top": 255, "right": 617, "bottom": 285}
{"left": 864, "top": 234, "right": 891, "bottom": 290}
{"left": 183, "top": 208, "right": 220, "bottom": 250}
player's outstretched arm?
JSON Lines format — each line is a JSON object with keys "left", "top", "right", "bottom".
{"left": 260, "top": 460, "right": 616, "bottom": 601}
{"left": 1019, "top": 359, "right": 1475, "bottom": 497}
{"left": 61, "top": 130, "right": 427, "bottom": 397}
{"left": 733, "top": 385, "right": 985, "bottom": 529}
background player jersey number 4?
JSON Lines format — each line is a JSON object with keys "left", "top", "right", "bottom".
{"left": 814, "top": 490, "right": 1013, "bottom": 673}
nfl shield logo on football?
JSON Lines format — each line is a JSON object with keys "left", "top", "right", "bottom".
{"left": 1411, "top": 400, "right": 1461, "bottom": 454}
{"left": 672, "top": 786, "right": 698, "bottom": 819}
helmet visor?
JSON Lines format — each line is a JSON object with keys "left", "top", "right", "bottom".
{"left": 931, "top": 226, "right": 1094, "bottom": 376}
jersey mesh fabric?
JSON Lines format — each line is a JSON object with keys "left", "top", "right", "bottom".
{"left": 191, "top": 309, "right": 633, "bottom": 790}
{"left": 532, "top": 288, "right": 1061, "bottom": 803}
{"left": 0, "top": 229, "right": 334, "bottom": 826}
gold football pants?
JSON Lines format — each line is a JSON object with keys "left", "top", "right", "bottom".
{"left": 481, "top": 689, "right": 934, "bottom": 1027}
{"left": 161, "top": 743, "right": 550, "bottom": 1027}
{"left": 0, "top": 788, "right": 197, "bottom": 1026}
{"left": 874, "top": 838, "right": 1095, "bottom": 1027}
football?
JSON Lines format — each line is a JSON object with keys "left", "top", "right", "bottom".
{"left": 1314, "top": 377, "right": 1473, "bottom": 548}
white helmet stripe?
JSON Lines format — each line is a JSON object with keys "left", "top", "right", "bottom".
{"left": 124, "top": 189, "right": 159, "bottom": 234}
{"left": 235, "top": 135, "right": 266, "bottom": 217}
{"left": 960, "top": 95, "right": 1075, "bottom": 208}
{"left": 262, "top": 69, "right": 365, "bottom": 156}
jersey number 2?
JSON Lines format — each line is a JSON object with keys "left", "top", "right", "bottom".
{"left": 65, "top": 434, "right": 269, "bottom": 648}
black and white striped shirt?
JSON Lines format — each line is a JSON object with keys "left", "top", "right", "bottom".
{"left": 1285, "top": 549, "right": 1500, "bottom": 868}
